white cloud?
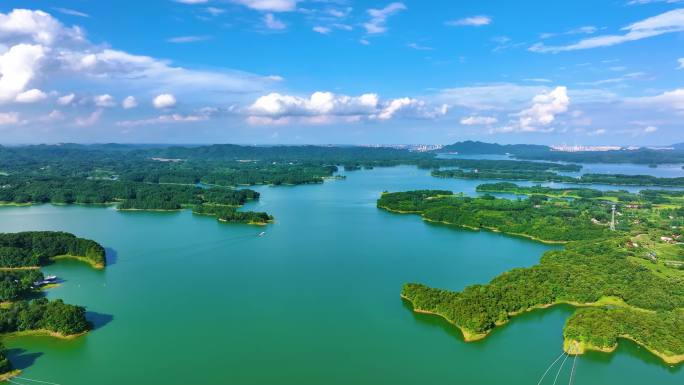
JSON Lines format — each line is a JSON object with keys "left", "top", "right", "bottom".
{"left": 75, "top": 109, "right": 102, "bottom": 126}
{"left": 117, "top": 113, "right": 208, "bottom": 127}
{"left": 585, "top": 128, "right": 606, "bottom": 136}
{"left": 205, "top": 7, "right": 226, "bottom": 16}
{"left": 53, "top": 8, "right": 90, "bottom": 18}
{"left": 626, "top": 88, "right": 684, "bottom": 112}
{"left": 0, "top": 9, "right": 84, "bottom": 45}
{"left": 57, "top": 93, "right": 75, "bottom": 105}
{"left": 153, "top": 93, "right": 177, "bottom": 109}
{"left": 530, "top": 9, "right": 684, "bottom": 53}
{"left": 167, "top": 35, "right": 211, "bottom": 43}
{"left": 94, "top": 94, "right": 115, "bottom": 107}
{"left": 516, "top": 86, "right": 569, "bottom": 131}
{"left": 407, "top": 43, "right": 433, "bottom": 51}
{"left": 0, "top": 112, "right": 20, "bottom": 125}
{"left": 263, "top": 13, "right": 286, "bottom": 30}
{"left": 445, "top": 15, "right": 492, "bottom": 27}
{"left": 491, "top": 86, "right": 570, "bottom": 133}
{"left": 0, "top": 43, "right": 45, "bottom": 103}
{"left": 0, "top": 9, "right": 277, "bottom": 110}
{"left": 644, "top": 125, "right": 658, "bottom": 133}
{"left": 628, "top": 0, "right": 684, "bottom": 4}
{"left": 678, "top": 58, "right": 684, "bottom": 69}
{"left": 313, "top": 26, "right": 331, "bottom": 34}
{"left": 246, "top": 91, "right": 447, "bottom": 124}
{"left": 122, "top": 96, "right": 138, "bottom": 109}
{"left": 175, "top": 0, "right": 209, "bottom": 4}
{"left": 540, "top": 25, "right": 597, "bottom": 39}
{"left": 15, "top": 88, "right": 47, "bottom": 103}
{"left": 364, "top": 2, "right": 406, "bottom": 34}
{"left": 460, "top": 116, "right": 498, "bottom": 125}
{"left": 232, "top": 0, "right": 299, "bottom": 12}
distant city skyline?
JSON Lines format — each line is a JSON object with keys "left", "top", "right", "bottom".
{"left": 0, "top": 1, "right": 683, "bottom": 145}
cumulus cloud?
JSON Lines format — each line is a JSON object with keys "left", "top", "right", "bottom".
{"left": 530, "top": 9, "right": 684, "bottom": 53}
{"left": 445, "top": 15, "right": 492, "bottom": 27}
{"left": 122, "top": 96, "right": 138, "bottom": 109}
{"left": 246, "top": 91, "right": 447, "bottom": 124}
{"left": 460, "top": 116, "right": 498, "bottom": 125}
{"left": 153, "top": 94, "right": 177, "bottom": 109}
{"left": 644, "top": 125, "right": 658, "bottom": 133}
{"left": 364, "top": 2, "right": 406, "bottom": 34}
{"left": 94, "top": 94, "right": 115, "bottom": 107}
{"left": 15, "top": 88, "right": 47, "bottom": 103}
{"left": 57, "top": 93, "right": 75, "bottom": 105}
{"left": 0, "top": 8, "right": 277, "bottom": 113}
{"left": 678, "top": 58, "right": 684, "bottom": 69}
{"left": 0, "top": 43, "right": 45, "bottom": 103}
{"left": 491, "top": 86, "right": 570, "bottom": 133}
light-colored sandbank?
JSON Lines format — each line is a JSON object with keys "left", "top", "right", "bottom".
{"left": 3, "top": 329, "right": 87, "bottom": 340}
{"left": 51, "top": 255, "right": 105, "bottom": 270}
{"left": 564, "top": 337, "right": 684, "bottom": 365}
{"left": 0, "top": 369, "right": 21, "bottom": 382}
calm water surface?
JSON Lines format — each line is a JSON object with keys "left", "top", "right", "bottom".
{"left": 0, "top": 166, "right": 681, "bottom": 384}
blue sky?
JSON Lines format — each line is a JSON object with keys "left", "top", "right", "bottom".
{"left": 0, "top": 0, "right": 683, "bottom": 145}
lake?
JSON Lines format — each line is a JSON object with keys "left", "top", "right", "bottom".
{"left": 0, "top": 165, "right": 681, "bottom": 384}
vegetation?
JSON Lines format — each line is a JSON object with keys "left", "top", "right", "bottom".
{"left": 0, "top": 231, "right": 106, "bottom": 374}
{"left": 434, "top": 168, "right": 684, "bottom": 187}
{"left": 381, "top": 190, "right": 684, "bottom": 363}
{"left": 0, "top": 298, "right": 90, "bottom": 336}
{"left": 0, "top": 231, "right": 105, "bottom": 269}
{"left": 193, "top": 204, "right": 273, "bottom": 225}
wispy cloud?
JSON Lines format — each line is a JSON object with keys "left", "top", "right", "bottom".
{"left": 530, "top": 9, "right": 684, "bottom": 53}
{"left": 167, "top": 35, "right": 212, "bottom": 43}
{"left": 445, "top": 15, "right": 491, "bottom": 27}
{"left": 263, "top": 13, "right": 287, "bottom": 30}
{"left": 539, "top": 25, "right": 597, "bottom": 39}
{"left": 407, "top": 42, "right": 433, "bottom": 51}
{"left": 53, "top": 7, "right": 90, "bottom": 18}
{"left": 363, "top": 2, "right": 406, "bottom": 34}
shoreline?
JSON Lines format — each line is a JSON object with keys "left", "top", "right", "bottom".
{"left": 3, "top": 329, "right": 87, "bottom": 340}
{"left": 403, "top": 291, "right": 682, "bottom": 363}
{"left": 0, "top": 369, "right": 21, "bottom": 382}
{"left": 51, "top": 255, "right": 105, "bottom": 270}
{"left": 379, "top": 205, "right": 567, "bottom": 244}
{"left": 564, "top": 336, "right": 684, "bottom": 365}
{"left": 400, "top": 295, "right": 488, "bottom": 342}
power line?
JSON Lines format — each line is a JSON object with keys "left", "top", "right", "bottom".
{"left": 552, "top": 353, "right": 570, "bottom": 385}
{"left": 13, "top": 377, "right": 61, "bottom": 385}
{"left": 536, "top": 351, "right": 566, "bottom": 385}
{"left": 568, "top": 353, "right": 578, "bottom": 385}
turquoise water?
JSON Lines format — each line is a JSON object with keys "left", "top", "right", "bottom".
{"left": 0, "top": 166, "right": 681, "bottom": 384}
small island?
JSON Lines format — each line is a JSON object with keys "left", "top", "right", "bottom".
{"left": 379, "top": 190, "right": 684, "bottom": 364}
{"left": 0, "top": 231, "right": 105, "bottom": 379}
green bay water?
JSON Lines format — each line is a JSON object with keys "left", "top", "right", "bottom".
{"left": 0, "top": 165, "right": 681, "bottom": 384}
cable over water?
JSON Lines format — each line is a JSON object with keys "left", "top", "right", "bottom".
{"left": 536, "top": 351, "right": 567, "bottom": 385}
{"left": 552, "top": 353, "right": 570, "bottom": 385}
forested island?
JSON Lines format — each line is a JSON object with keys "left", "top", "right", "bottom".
{"left": 379, "top": 190, "right": 684, "bottom": 363}
{"left": 0, "top": 231, "right": 105, "bottom": 378}
{"left": 433, "top": 168, "right": 684, "bottom": 187}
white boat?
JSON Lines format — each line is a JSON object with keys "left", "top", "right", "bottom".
{"left": 258, "top": 232, "right": 266, "bottom": 237}
{"left": 45, "top": 275, "right": 58, "bottom": 281}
